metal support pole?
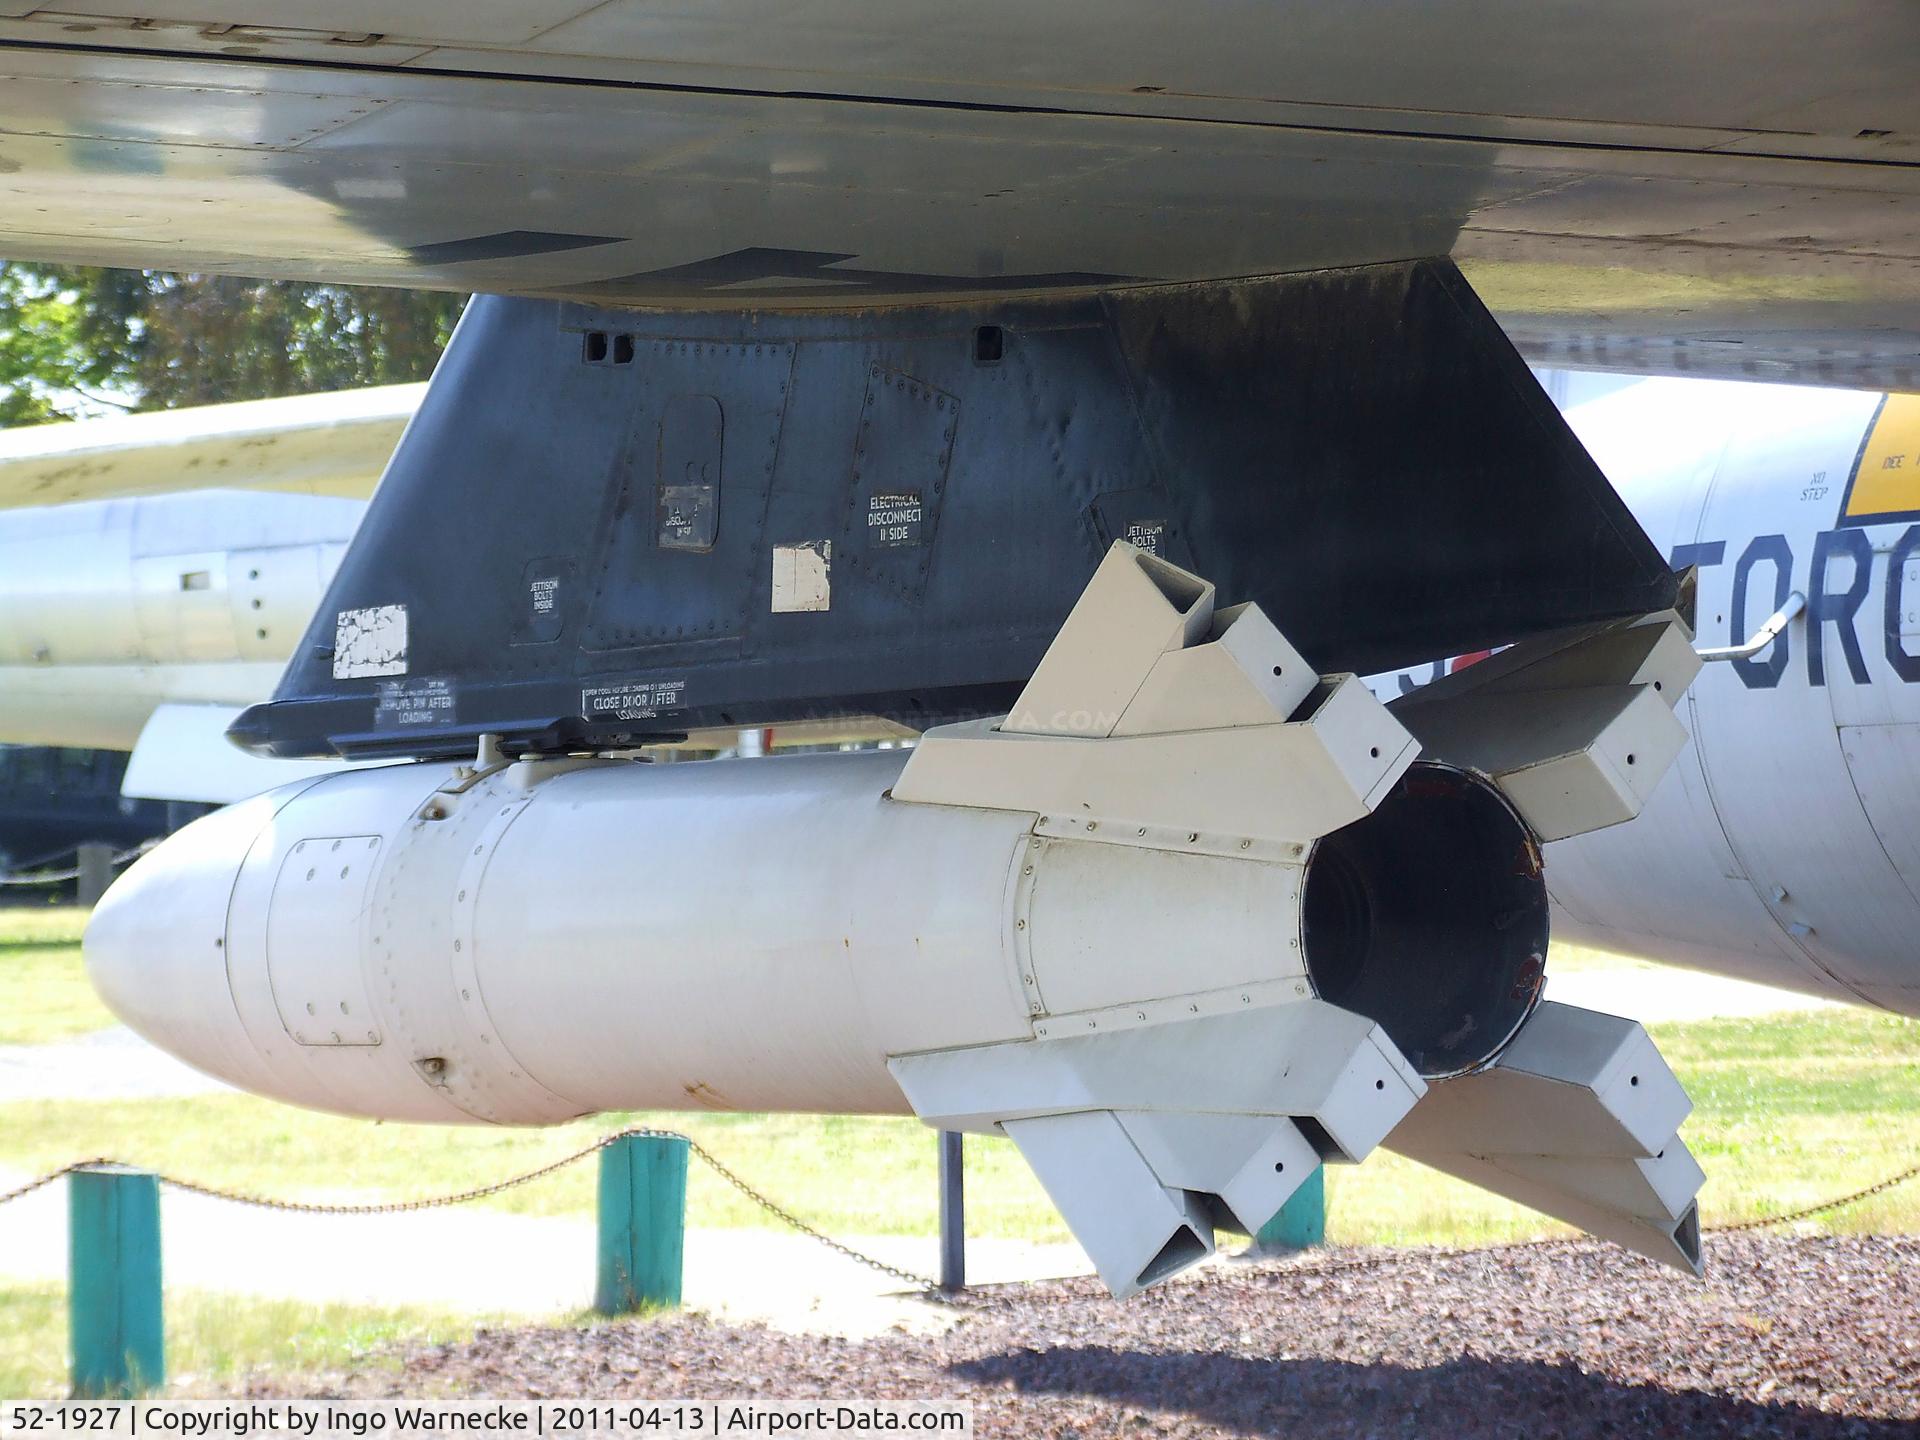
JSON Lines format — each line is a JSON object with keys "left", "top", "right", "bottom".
{"left": 1255, "top": 1164, "right": 1327, "bottom": 1253}
{"left": 595, "top": 1134, "right": 688, "bottom": 1313}
{"left": 938, "top": 1130, "right": 965, "bottom": 1293}
{"left": 76, "top": 844, "right": 115, "bottom": 909}
{"left": 69, "top": 1165, "right": 164, "bottom": 1398}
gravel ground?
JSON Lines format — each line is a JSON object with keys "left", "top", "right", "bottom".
{"left": 293, "top": 1234, "right": 1920, "bottom": 1436}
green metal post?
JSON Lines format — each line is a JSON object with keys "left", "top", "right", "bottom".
{"left": 68, "top": 1166, "right": 164, "bottom": 1398}
{"left": 1255, "top": 1164, "right": 1326, "bottom": 1252}
{"left": 595, "top": 1135, "right": 688, "bottom": 1313}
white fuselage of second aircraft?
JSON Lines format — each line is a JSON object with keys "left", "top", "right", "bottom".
{"left": 1382, "top": 378, "right": 1920, "bottom": 1017}
{"left": 5, "top": 376, "right": 1920, "bottom": 1015}
{"left": 0, "top": 489, "right": 359, "bottom": 749}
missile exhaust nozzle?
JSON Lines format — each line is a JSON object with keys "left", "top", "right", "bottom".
{"left": 1302, "top": 762, "right": 1549, "bottom": 1080}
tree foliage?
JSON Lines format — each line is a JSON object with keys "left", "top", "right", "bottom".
{"left": 0, "top": 264, "right": 465, "bottom": 424}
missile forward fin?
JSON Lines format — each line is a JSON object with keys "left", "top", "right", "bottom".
{"left": 1394, "top": 609, "right": 1699, "bottom": 715}
{"left": 891, "top": 1006, "right": 1424, "bottom": 1153}
{"left": 1391, "top": 611, "right": 1699, "bottom": 841}
{"left": 1001, "top": 1111, "right": 1219, "bottom": 1299}
{"left": 894, "top": 542, "right": 1417, "bottom": 844}
{"left": 891, "top": 1007, "right": 1426, "bottom": 1298}
{"left": 1385, "top": 1001, "right": 1705, "bottom": 1274}
{"left": 1000, "top": 543, "right": 1219, "bottom": 738}
{"left": 1115, "top": 1110, "right": 1326, "bottom": 1237}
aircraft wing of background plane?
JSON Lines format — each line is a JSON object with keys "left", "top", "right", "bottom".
{"left": 2, "top": 2, "right": 1920, "bottom": 387}
{"left": 0, "top": 382, "right": 419, "bottom": 507}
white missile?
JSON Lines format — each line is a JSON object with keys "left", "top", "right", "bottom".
{"left": 87, "top": 543, "right": 1705, "bottom": 1296}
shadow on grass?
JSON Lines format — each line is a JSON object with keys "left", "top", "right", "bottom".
{"left": 952, "top": 1346, "right": 1905, "bottom": 1437}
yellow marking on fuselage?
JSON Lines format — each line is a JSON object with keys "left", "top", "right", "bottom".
{"left": 1845, "top": 395, "right": 1920, "bottom": 520}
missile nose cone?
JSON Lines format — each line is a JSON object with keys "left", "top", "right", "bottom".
{"left": 83, "top": 794, "right": 281, "bottom": 1093}
{"left": 84, "top": 838, "right": 206, "bottom": 1048}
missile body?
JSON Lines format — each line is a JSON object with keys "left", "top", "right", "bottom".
{"left": 88, "top": 745, "right": 1536, "bottom": 1123}
{"left": 86, "top": 543, "right": 1706, "bottom": 1295}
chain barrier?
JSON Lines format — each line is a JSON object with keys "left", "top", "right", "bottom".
{"left": 1707, "top": 1156, "right": 1920, "bottom": 1235}
{"left": 2, "top": 1129, "right": 1915, "bottom": 1298}
{"left": 680, "top": 1135, "right": 942, "bottom": 1294}
{"left": 0, "top": 1158, "right": 112, "bottom": 1210}
{"left": 0, "top": 1127, "right": 945, "bottom": 1295}
{"left": 0, "top": 871, "right": 83, "bottom": 887}
{"left": 0, "top": 840, "right": 156, "bottom": 888}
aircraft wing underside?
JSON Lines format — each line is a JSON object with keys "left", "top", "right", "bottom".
{"left": 3, "top": 2, "right": 1920, "bottom": 388}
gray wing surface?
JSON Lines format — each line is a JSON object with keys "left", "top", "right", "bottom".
{"left": 2, "top": 2, "right": 1919, "bottom": 383}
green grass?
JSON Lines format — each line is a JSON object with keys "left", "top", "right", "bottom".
{"left": 0, "top": 908, "right": 111, "bottom": 1044}
{"left": 0, "top": 1283, "right": 500, "bottom": 1398}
